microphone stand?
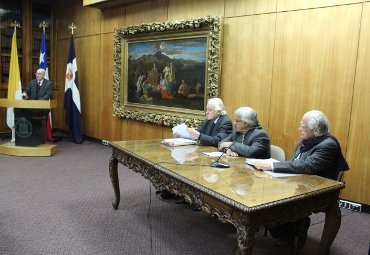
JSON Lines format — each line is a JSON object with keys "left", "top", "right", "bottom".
{"left": 210, "top": 134, "right": 243, "bottom": 168}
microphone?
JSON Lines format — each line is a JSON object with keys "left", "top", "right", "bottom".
{"left": 210, "top": 134, "right": 243, "bottom": 168}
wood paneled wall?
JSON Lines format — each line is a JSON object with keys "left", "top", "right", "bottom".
{"left": 54, "top": 0, "right": 370, "bottom": 205}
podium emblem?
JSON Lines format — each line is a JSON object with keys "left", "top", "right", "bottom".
{"left": 15, "top": 117, "right": 33, "bottom": 139}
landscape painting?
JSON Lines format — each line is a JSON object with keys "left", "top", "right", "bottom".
{"left": 113, "top": 17, "right": 223, "bottom": 127}
{"left": 127, "top": 36, "right": 207, "bottom": 111}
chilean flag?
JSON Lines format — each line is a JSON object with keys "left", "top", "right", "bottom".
{"left": 39, "top": 31, "right": 53, "bottom": 141}
{"left": 64, "top": 35, "right": 83, "bottom": 143}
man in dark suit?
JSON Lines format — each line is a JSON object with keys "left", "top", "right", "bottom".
{"left": 23, "top": 68, "right": 53, "bottom": 100}
{"left": 254, "top": 110, "right": 349, "bottom": 248}
{"left": 219, "top": 106, "right": 271, "bottom": 159}
{"left": 184, "top": 97, "right": 233, "bottom": 147}
{"left": 164, "top": 98, "right": 232, "bottom": 201}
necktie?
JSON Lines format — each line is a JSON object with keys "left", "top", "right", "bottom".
{"left": 36, "top": 81, "right": 41, "bottom": 99}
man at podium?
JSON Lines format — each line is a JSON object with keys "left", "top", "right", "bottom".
{"left": 15, "top": 68, "right": 53, "bottom": 146}
{"left": 23, "top": 68, "right": 53, "bottom": 100}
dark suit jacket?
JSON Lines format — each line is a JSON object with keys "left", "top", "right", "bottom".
{"left": 273, "top": 138, "right": 339, "bottom": 180}
{"left": 197, "top": 114, "right": 233, "bottom": 147}
{"left": 25, "top": 79, "right": 53, "bottom": 100}
{"left": 220, "top": 125, "right": 271, "bottom": 159}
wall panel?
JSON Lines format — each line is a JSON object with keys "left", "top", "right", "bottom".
{"left": 101, "top": 6, "right": 126, "bottom": 34}
{"left": 125, "top": 0, "right": 168, "bottom": 25}
{"left": 55, "top": 38, "right": 70, "bottom": 131}
{"left": 269, "top": 5, "right": 361, "bottom": 156}
{"left": 277, "top": 0, "right": 363, "bottom": 12}
{"left": 168, "top": 0, "right": 224, "bottom": 20}
{"left": 57, "top": 0, "right": 101, "bottom": 39}
{"left": 73, "top": 35, "right": 101, "bottom": 138}
{"left": 225, "top": 0, "right": 277, "bottom": 17}
{"left": 221, "top": 15, "right": 275, "bottom": 127}
{"left": 342, "top": 2, "right": 370, "bottom": 204}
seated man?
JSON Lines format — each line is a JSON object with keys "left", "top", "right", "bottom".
{"left": 254, "top": 110, "right": 349, "bottom": 248}
{"left": 175, "top": 97, "right": 233, "bottom": 147}
{"left": 219, "top": 107, "right": 270, "bottom": 159}
{"left": 162, "top": 98, "right": 233, "bottom": 201}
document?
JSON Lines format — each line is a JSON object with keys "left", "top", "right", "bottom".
{"left": 246, "top": 158, "right": 301, "bottom": 178}
{"left": 245, "top": 158, "right": 279, "bottom": 166}
{"left": 162, "top": 138, "right": 196, "bottom": 147}
{"left": 203, "top": 151, "right": 224, "bottom": 157}
{"left": 172, "top": 123, "right": 192, "bottom": 139}
{"left": 263, "top": 171, "right": 302, "bottom": 178}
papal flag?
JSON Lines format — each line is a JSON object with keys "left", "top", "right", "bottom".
{"left": 39, "top": 30, "right": 53, "bottom": 141}
{"left": 64, "top": 35, "right": 83, "bottom": 144}
{"left": 6, "top": 27, "right": 23, "bottom": 142}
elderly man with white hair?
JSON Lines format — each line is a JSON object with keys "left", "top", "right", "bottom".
{"left": 218, "top": 106, "right": 271, "bottom": 158}
{"left": 254, "top": 110, "right": 349, "bottom": 249}
{"left": 176, "top": 97, "right": 233, "bottom": 147}
{"left": 23, "top": 68, "right": 53, "bottom": 100}
{"left": 254, "top": 110, "right": 349, "bottom": 180}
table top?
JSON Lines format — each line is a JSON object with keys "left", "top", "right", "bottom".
{"left": 111, "top": 139, "right": 344, "bottom": 209}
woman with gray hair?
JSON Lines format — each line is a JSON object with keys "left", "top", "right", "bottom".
{"left": 218, "top": 107, "right": 270, "bottom": 158}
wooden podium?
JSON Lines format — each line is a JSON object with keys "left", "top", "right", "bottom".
{"left": 0, "top": 99, "right": 57, "bottom": 156}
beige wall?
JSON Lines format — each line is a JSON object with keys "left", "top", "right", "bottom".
{"left": 54, "top": 0, "right": 370, "bottom": 205}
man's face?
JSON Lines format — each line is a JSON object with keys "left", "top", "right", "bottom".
{"left": 234, "top": 116, "right": 247, "bottom": 132}
{"left": 35, "top": 70, "right": 45, "bottom": 81}
{"left": 205, "top": 102, "right": 219, "bottom": 120}
{"left": 298, "top": 114, "right": 315, "bottom": 140}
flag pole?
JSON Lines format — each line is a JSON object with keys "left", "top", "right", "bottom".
{"left": 8, "top": 21, "right": 21, "bottom": 142}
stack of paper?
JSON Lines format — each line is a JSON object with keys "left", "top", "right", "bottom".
{"left": 245, "top": 158, "right": 279, "bottom": 166}
{"left": 172, "top": 123, "right": 193, "bottom": 139}
{"left": 162, "top": 138, "right": 196, "bottom": 147}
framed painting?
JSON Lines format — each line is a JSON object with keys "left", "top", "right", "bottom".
{"left": 113, "top": 16, "right": 223, "bottom": 127}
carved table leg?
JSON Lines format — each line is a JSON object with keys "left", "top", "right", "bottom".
{"left": 109, "top": 155, "right": 120, "bottom": 210}
{"left": 318, "top": 203, "right": 341, "bottom": 255}
{"left": 235, "top": 225, "right": 256, "bottom": 255}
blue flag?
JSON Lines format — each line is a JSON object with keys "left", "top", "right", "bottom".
{"left": 64, "top": 35, "right": 83, "bottom": 143}
{"left": 39, "top": 31, "right": 49, "bottom": 79}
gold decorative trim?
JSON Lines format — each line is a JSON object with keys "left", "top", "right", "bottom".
{"left": 113, "top": 16, "right": 223, "bottom": 127}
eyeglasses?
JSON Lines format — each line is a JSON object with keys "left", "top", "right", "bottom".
{"left": 234, "top": 119, "right": 244, "bottom": 124}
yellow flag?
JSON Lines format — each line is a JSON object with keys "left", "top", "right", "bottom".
{"left": 6, "top": 27, "right": 23, "bottom": 130}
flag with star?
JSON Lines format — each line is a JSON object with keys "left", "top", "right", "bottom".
{"left": 39, "top": 31, "right": 53, "bottom": 141}
{"left": 64, "top": 35, "right": 83, "bottom": 143}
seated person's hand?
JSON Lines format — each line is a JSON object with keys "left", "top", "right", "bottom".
{"left": 22, "top": 92, "right": 28, "bottom": 99}
{"left": 219, "top": 142, "right": 232, "bottom": 151}
{"left": 254, "top": 160, "right": 273, "bottom": 171}
{"left": 225, "top": 148, "right": 238, "bottom": 157}
{"left": 187, "top": 128, "right": 200, "bottom": 139}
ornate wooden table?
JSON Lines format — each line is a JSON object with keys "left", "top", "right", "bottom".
{"left": 109, "top": 139, "right": 344, "bottom": 255}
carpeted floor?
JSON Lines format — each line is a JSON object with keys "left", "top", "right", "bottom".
{"left": 0, "top": 140, "right": 369, "bottom": 255}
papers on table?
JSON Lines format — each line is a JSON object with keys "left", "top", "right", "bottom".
{"left": 172, "top": 123, "right": 193, "bottom": 139}
{"left": 162, "top": 138, "right": 196, "bottom": 147}
{"left": 263, "top": 171, "right": 302, "bottom": 178}
{"left": 246, "top": 158, "right": 301, "bottom": 178}
{"left": 203, "top": 151, "right": 224, "bottom": 157}
{"left": 245, "top": 158, "right": 279, "bottom": 166}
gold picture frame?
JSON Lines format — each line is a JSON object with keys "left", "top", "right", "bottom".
{"left": 113, "top": 16, "right": 222, "bottom": 127}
